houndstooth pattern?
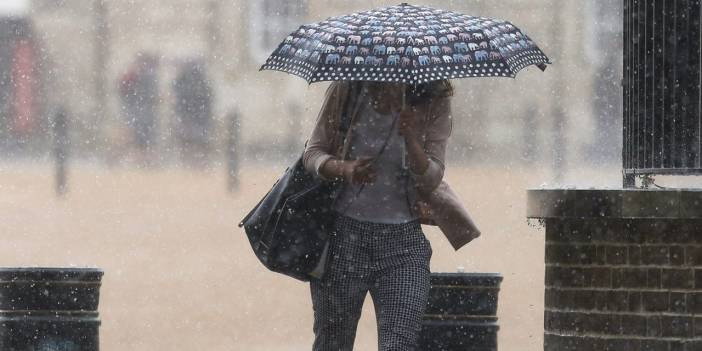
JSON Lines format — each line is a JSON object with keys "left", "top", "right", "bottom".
{"left": 310, "top": 214, "right": 432, "bottom": 351}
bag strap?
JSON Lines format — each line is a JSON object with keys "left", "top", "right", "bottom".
{"left": 339, "top": 82, "right": 357, "bottom": 135}
{"left": 302, "top": 82, "right": 357, "bottom": 152}
{"left": 336, "top": 112, "right": 401, "bottom": 214}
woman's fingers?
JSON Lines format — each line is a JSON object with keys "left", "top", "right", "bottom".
{"left": 353, "top": 164, "right": 376, "bottom": 184}
{"left": 356, "top": 156, "right": 375, "bottom": 167}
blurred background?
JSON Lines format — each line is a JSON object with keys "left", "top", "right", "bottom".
{"left": 0, "top": 0, "right": 635, "bottom": 350}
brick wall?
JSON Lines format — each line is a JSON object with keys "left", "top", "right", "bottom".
{"left": 544, "top": 218, "right": 702, "bottom": 351}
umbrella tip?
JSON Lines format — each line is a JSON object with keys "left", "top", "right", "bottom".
{"left": 400, "top": 2, "right": 409, "bottom": 6}
{"left": 537, "top": 63, "right": 548, "bottom": 72}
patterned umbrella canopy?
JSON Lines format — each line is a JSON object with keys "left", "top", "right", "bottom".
{"left": 260, "top": 3, "right": 550, "bottom": 84}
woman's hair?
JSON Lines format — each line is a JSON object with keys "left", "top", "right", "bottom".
{"left": 349, "top": 80, "right": 454, "bottom": 107}
{"left": 406, "top": 80, "right": 454, "bottom": 106}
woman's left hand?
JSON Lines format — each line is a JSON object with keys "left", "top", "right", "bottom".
{"left": 398, "top": 107, "right": 419, "bottom": 141}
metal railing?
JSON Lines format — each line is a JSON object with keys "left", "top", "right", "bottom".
{"left": 623, "top": 0, "right": 702, "bottom": 186}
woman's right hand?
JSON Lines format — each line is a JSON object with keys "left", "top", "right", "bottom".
{"left": 341, "top": 157, "right": 376, "bottom": 185}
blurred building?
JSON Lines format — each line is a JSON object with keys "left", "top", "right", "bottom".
{"left": 0, "top": 0, "right": 47, "bottom": 154}
{"left": 24, "top": 0, "right": 621, "bottom": 167}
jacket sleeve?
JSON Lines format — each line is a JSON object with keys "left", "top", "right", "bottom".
{"left": 410, "top": 96, "right": 452, "bottom": 194}
{"left": 303, "top": 83, "right": 340, "bottom": 180}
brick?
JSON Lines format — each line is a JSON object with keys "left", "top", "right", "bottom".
{"left": 670, "top": 340, "right": 686, "bottom": 351}
{"left": 586, "top": 219, "right": 623, "bottom": 243}
{"left": 545, "top": 288, "right": 562, "bottom": 309}
{"left": 546, "top": 267, "right": 585, "bottom": 287}
{"left": 689, "top": 293, "right": 702, "bottom": 314}
{"left": 641, "top": 339, "right": 669, "bottom": 351}
{"left": 544, "top": 310, "right": 560, "bottom": 332}
{"left": 670, "top": 292, "right": 687, "bottom": 313}
{"left": 573, "top": 290, "right": 597, "bottom": 311}
{"left": 621, "top": 220, "right": 645, "bottom": 244}
{"left": 670, "top": 246, "right": 685, "bottom": 266}
{"left": 546, "top": 220, "right": 575, "bottom": 243}
{"left": 547, "top": 244, "right": 601, "bottom": 265}
{"left": 637, "top": 218, "right": 675, "bottom": 243}
{"left": 621, "top": 314, "right": 647, "bottom": 336}
{"left": 547, "top": 220, "right": 598, "bottom": 244}
{"left": 605, "top": 290, "right": 629, "bottom": 312}
{"left": 585, "top": 267, "right": 612, "bottom": 288}
{"left": 642, "top": 292, "right": 669, "bottom": 312}
{"left": 613, "top": 268, "right": 647, "bottom": 289}
{"left": 694, "top": 317, "right": 702, "bottom": 338}
{"left": 543, "top": 333, "right": 562, "bottom": 351}
{"left": 661, "top": 269, "right": 694, "bottom": 289}
{"left": 687, "top": 246, "right": 702, "bottom": 266}
{"left": 678, "top": 222, "right": 701, "bottom": 244}
{"left": 661, "top": 316, "right": 694, "bottom": 338}
{"left": 596, "top": 246, "right": 608, "bottom": 265}
{"left": 606, "top": 246, "right": 627, "bottom": 265}
{"left": 628, "top": 246, "right": 642, "bottom": 265}
{"left": 635, "top": 220, "right": 665, "bottom": 244}
{"left": 584, "top": 313, "right": 620, "bottom": 335}
{"left": 544, "top": 333, "right": 596, "bottom": 351}
{"left": 696, "top": 269, "right": 702, "bottom": 288}
{"left": 684, "top": 340, "right": 702, "bottom": 351}
{"left": 646, "top": 315, "right": 662, "bottom": 337}
{"left": 664, "top": 223, "right": 691, "bottom": 243}
{"left": 628, "top": 291, "right": 643, "bottom": 312}
{"left": 603, "top": 338, "right": 640, "bottom": 351}
{"left": 641, "top": 221, "right": 693, "bottom": 244}
{"left": 641, "top": 246, "right": 670, "bottom": 265}
{"left": 646, "top": 268, "right": 662, "bottom": 288}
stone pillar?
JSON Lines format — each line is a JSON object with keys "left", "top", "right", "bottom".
{"left": 527, "top": 189, "right": 702, "bottom": 351}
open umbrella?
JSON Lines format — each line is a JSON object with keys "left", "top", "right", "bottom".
{"left": 261, "top": 2, "right": 550, "bottom": 84}
{"left": 243, "top": 3, "right": 551, "bottom": 281}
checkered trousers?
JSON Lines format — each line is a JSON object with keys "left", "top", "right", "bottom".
{"left": 310, "top": 214, "right": 432, "bottom": 351}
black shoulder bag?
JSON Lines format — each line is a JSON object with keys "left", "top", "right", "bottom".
{"left": 238, "top": 84, "right": 399, "bottom": 282}
{"left": 237, "top": 85, "right": 357, "bottom": 282}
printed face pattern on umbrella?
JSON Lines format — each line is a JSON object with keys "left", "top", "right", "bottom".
{"left": 261, "top": 3, "right": 550, "bottom": 84}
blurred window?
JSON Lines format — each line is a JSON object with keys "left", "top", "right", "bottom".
{"left": 249, "top": 0, "right": 307, "bottom": 62}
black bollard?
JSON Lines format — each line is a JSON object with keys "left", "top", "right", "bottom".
{"left": 0, "top": 268, "right": 104, "bottom": 351}
{"left": 226, "top": 110, "right": 240, "bottom": 192}
{"left": 419, "top": 272, "right": 503, "bottom": 351}
{"left": 53, "top": 107, "right": 70, "bottom": 196}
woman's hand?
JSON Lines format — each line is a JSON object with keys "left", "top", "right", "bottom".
{"left": 342, "top": 157, "right": 376, "bottom": 184}
{"left": 398, "top": 107, "right": 419, "bottom": 141}
{"left": 397, "top": 106, "right": 430, "bottom": 175}
{"left": 321, "top": 157, "right": 376, "bottom": 184}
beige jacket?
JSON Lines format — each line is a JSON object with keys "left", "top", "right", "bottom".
{"left": 303, "top": 82, "right": 480, "bottom": 250}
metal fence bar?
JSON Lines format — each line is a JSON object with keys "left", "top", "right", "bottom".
{"left": 642, "top": 1, "right": 656, "bottom": 168}
{"left": 651, "top": 0, "right": 666, "bottom": 168}
{"left": 689, "top": 0, "right": 701, "bottom": 168}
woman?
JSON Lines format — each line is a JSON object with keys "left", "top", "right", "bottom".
{"left": 303, "top": 80, "right": 479, "bottom": 351}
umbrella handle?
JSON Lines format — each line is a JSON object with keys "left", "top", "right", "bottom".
{"left": 402, "top": 85, "right": 407, "bottom": 170}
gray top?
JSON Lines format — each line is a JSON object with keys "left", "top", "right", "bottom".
{"left": 333, "top": 98, "right": 418, "bottom": 224}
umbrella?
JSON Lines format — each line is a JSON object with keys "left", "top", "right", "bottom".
{"left": 260, "top": 2, "right": 550, "bottom": 85}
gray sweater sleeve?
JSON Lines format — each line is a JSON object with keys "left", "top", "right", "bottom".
{"left": 303, "top": 83, "right": 340, "bottom": 180}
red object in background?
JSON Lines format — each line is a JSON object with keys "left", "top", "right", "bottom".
{"left": 11, "top": 39, "right": 37, "bottom": 136}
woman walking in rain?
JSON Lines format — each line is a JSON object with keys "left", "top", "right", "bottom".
{"left": 303, "top": 80, "right": 473, "bottom": 350}
{"left": 249, "top": 4, "right": 549, "bottom": 350}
